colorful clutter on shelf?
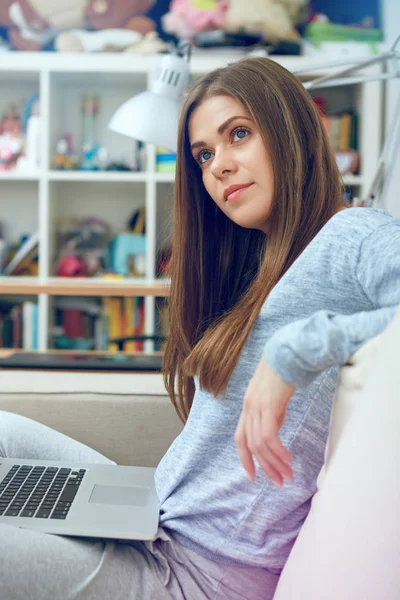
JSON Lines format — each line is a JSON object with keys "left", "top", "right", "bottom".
{"left": 156, "top": 147, "right": 176, "bottom": 174}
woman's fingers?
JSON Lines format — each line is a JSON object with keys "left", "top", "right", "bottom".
{"left": 249, "top": 413, "right": 283, "bottom": 486}
{"left": 260, "top": 409, "right": 293, "bottom": 469}
{"left": 236, "top": 408, "right": 293, "bottom": 485}
{"left": 235, "top": 412, "right": 256, "bottom": 480}
{"left": 249, "top": 413, "right": 293, "bottom": 485}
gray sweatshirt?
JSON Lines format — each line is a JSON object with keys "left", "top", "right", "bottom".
{"left": 155, "top": 207, "right": 400, "bottom": 574}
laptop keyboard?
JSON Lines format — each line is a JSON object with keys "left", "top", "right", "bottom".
{"left": 0, "top": 464, "right": 86, "bottom": 520}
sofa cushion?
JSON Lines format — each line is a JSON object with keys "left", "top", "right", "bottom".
{"left": 274, "top": 307, "right": 400, "bottom": 599}
{"left": 0, "top": 392, "right": 183, "bottom": 467}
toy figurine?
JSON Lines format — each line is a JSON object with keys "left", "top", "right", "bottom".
{"left": 52, "top": 137, "right": 79, "bottom": 170}
{"left": 0, "top": 105, "right": 23, "bottom": 170}
{"left": 80, "top": 142, "right": 101, "bottom": 170}
{"left": 79, "top": 94, "right": 102, "bottom": 170}
{"left": 55, "top": 217, "right": 111, "bottom": 277}
{"left": 0, "top": 1, "right": 157, "bottom": 52}
{"left": 55, "top": 255, "right": 88, "bottom": 277}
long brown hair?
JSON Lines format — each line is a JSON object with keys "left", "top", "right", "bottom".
{"left": 163, "top": 57, "right": 347, "bottom": 422}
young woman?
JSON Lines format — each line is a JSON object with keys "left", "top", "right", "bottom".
{"left": 1, "top": 57, "right": 399, "bottom": 600}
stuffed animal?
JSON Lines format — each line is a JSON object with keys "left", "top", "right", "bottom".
{"left": 57, "top": 0, "right": 158, "bottom": 52}
{"left": 223, "top": 0, "right": 309, "bottom": 44}
{"left": 162, "top": 0, "right": 229, "bottom": 42}
{"left": 0, "top": 0, "right": 157, "bottom": 52}
{"left": 0, "top": 1, "right": 87, "bottom": 51}
{"left": 0, "top": 2, "right": 16, "bottom": 29}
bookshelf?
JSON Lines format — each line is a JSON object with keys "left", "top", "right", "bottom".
{"left": 0, "top": 51, "right": 383, "bottom": 352}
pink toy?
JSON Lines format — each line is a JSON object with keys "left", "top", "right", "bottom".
{"left": 55, "top": 255, "right": 88, "bottom": 277}
{"left": 0, "top": 109, "right": 23, "bottom": 170}
{"left": 0, "top": 145, "right": 15, "bottom": 171}
{"left": 162, "top": 0, "right": 229, "bottom": 41}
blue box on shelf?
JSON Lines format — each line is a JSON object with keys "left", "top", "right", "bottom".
{"left": 109, "top": 233, "right": 146, "bottom": 276}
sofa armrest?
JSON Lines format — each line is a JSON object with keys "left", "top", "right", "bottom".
{"left": 0, "top": 392, "right": 183, "bottom": 467}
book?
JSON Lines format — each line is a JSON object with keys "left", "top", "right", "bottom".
{"left": 329, "top": 116, "right": 341, "bottom": 153}
{"left": 23, "top": 301, "right": 33, "bottom": 350}
{"left": 31, "top": 303, "right": 38, "bottom": 350}
{"left": 3, "top": 231, "right": 39, "bottom": 276}
{"left": 134, "top": 297, "right": 145, "bottom": 351}
{"left": 123, "top": 297, "right": 135, "bottom": 352}
{"left": 103, "top": 297, "right": 122, "bottom": 351}
{"left": 22, "top": 301, "right": 39, "bottom": 351}
{"left": 62, "top": 309, "right": 83, "bottom": 339}
{"left": 94, "top": 313, "right": 109, "bottom": 351}
{"left": 349, "top": 111, "right": 358, "bottom": 151}
{"left": 339, "top": 113, "right": 352, "bottom": 151}
{"left": 11, "top": 305, "right": 22, "bottom": 348}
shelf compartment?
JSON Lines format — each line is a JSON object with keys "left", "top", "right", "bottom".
{"left": 0, "top": 70, "right": 39, "bottom": 110}
{"left": 49, "top": 71, "right": 147, "bottom": 173}
{"left": 0, "top": 292, "right": 39, "bottom": 350}
{"left": 0, "top": 182, "right": 39, "bottom": 277}
{"left": 47, "top": 179, "right": 147, "bottom": 278}
{"left": 155, "top": 182, "right": 173, "bottom": 279}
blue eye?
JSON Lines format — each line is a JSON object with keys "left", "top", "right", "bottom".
{"left": 197, "top": 149, "right": 213, "bottom": 164}
{"left": 233, "top": 128, "right": 249, "bottom": 141}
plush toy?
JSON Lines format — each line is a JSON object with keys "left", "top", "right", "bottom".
{"left": 0, "top": 3, "right": 14, "bottom": 32}
{"left": 223, "top": 0, "right": 309, "bottom": 44}
{"left": 0, "top": 1, "right": 86, "bottom": 51}
{"left": 0, "top": 0, "right": 157, "bottom": 52}
{"left": 124, "top": 31, "right": 169, "bottom": 55}
{"left": 162, "top": 0, "right": 229, "bottom": 42}
{"left": 57, "top": 0, "right": 158, "bottom": 53}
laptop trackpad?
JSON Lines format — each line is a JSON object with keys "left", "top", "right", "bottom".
{"left": 89, "top": 484, "right": 149, "bottom": 507}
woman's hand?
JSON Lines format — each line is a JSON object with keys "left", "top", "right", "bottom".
{"left": 235, "top": 355, "right": 295, "bottom": 486}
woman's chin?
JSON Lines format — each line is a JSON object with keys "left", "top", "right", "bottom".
{"left": 233, "top": 216, "right": 269, "bottom": 232}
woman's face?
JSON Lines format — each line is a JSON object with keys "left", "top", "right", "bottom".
{"left": 188, "top": 95, "right": 274, "bottom": 233}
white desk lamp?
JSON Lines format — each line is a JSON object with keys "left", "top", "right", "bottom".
{"left": 108, "top": 43, "right": 192, "bottom": 152}
{"left": 109, "top": 36, "right": 400, "bottom": 208}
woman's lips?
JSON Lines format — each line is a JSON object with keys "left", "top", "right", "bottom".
{"left": 225, "top": 183, "right": 253, "bottom": 202}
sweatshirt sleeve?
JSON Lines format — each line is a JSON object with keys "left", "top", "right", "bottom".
{"left": 263, "top": 306, "right": 398, "bottom": 387}
{"left": 263, "top": 218, "right": 400, "bottom": 387}
{"left": 356, "top": 220, "right": 400, "bottom": 308}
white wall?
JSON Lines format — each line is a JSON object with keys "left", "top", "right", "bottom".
{"left": 382, "top": 0, "right": 400, "bottom": 216}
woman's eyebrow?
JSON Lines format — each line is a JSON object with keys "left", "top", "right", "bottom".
{"left": 190, "top": 115, "right": 252, "bottom": 151}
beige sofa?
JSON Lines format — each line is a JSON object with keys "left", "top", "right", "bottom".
{"left": 0, "top": 386, "right": 182, "bottom": 468}
{"left": 1, "top": 307, "right": 399, "bottom": 600}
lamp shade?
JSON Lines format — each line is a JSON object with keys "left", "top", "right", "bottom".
{"left": 109, "top": 90, "right": 179, "bottom": 152}
{"left": 108, "top": 52, "right": 191, "bottom": 153}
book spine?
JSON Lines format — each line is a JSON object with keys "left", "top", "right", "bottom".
{"left": 124, "top": 297, "right": 135, "bottom": 352}
{"left": 31, "top": 303, "right": 38, "bottom": 350}
{"left": 22, "top": 301, "right": 33, "bottom": 350}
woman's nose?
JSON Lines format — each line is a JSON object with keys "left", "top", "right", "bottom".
{"left": 211, "top": 150, "right": 237, "bottom": 179}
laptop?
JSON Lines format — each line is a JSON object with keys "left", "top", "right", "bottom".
{"left": 0, "top": 458, "right": 159, "bottom": 541}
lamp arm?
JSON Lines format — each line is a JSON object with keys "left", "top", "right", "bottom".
{"left": 297, "top": 35, "right": 400, "bottom": 90}
{"left": 301, "top": 51, "right": 393, "bottom": 89}
{"left": 292, "top": 34, "right": 400, "bottom": 208}
{"left": 304, "top": 72, "right": 395, "bottom": 89}
{"left": 369, "top": 90, "right": 400, "bottom": 207}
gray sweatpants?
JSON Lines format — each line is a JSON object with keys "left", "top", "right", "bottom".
{"left": 0, "top": 411, "right": 279, "bottom": 600}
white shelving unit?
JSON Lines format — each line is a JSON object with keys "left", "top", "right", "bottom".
{"left": 0, "top": 51, "right": 383, "bottom": 351}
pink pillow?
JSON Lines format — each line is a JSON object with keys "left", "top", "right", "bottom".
{"left": 274, "top": 308, "right": 400, "bottom": 600}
